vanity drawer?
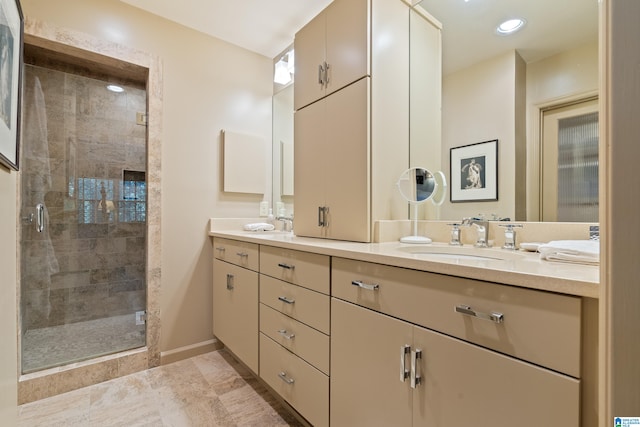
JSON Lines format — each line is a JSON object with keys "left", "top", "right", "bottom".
{"left": 260, "top": 246, "right": 330, "bottom": 294}
{"left": 332, "top": 257, "right": 582, "bottom": 377}
{"left": 260, "top": 275, "right": 330, "bottom": 334}
{"left": 213, "top": 237, "right": 259, "bottom": 271}
{"left": 260, "top": 303, "right": 330, "bottom": 375}
{"left": 260, "top": 333, "right": 329, "bottom": 427}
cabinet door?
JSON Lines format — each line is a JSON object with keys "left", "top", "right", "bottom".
{"left": 294, "top": 9, "right": 326, "bottom": 110}
{"left": 212, "top": 259, "right": 259, "bottom": 373}
{"left": 412, "top": 325, "right": 580, "bottom": 427}
{"left": 293, "top": 98, "right": 326, "bottom": 238}
{"left": 324, "top": 77, "right": 370, "bottom": 242}
{"left": 331, "top": 298, "right": 412, "bottom": 427}
{"left": 325, "top": 0, "right": 369, "bottom": 97}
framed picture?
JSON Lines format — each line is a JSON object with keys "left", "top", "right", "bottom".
{"left": 0, "top": 0, "right": 23, "bottom": 171}
{"left": 450, "top": 139, "right": 498, "bottom": 202}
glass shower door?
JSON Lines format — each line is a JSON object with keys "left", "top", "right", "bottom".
{"left": 20, "top": 64, "right": 148, "bottom": 373}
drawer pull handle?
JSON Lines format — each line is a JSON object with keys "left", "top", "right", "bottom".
{"left": 226, "top": 274, "right": 234, "bottom": 290}
{"left": 278, "top": 371, "right": 295, "bottom": 385}
{"left": 278, "top": 296, "right": 296, "bottom": 304}
{"left": 455, "top": 305, "right": 504, "bottom": 323}
{"left": 352, "top": 280, "right": 379, "bottom": 291}
{"left": 277, "top": 329, "right": 295, "bottom": 340}
{"left": 215, "top": 247, "right": 226, "bottom": 253}
{"left": 400, "top": 344, "right": 410, "bottom": 382}
{"left": 236, "top": 252, "right": 248, "bottom": 258}
{"left": 277, "top": 263, "right": 295, "bottom": 270}
{"left": 410, "top": 349, "right": 422, "bottom": 389}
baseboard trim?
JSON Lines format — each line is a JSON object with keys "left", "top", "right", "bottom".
{"left": 160, "top": 339, "right": 222, "bottom": 365}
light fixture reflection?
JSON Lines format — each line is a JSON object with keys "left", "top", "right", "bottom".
{"left": 106, "top": 84, "right": 124, "bottom": 93}
{"left": 496, "top": 18, "right": 526, "bottom": 35}
{"left": 273, "top": 49, "right": 295, "bottom": 85}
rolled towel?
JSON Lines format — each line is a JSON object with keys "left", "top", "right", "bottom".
{"left": 537, "top": 240, "right": 599, "bottom": 265}
{"left": 243, "top": 222, "right": 275, "bottom": 232}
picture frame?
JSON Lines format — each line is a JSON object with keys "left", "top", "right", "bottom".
{"left": 450, "top": 139, "right": 498, "bottom": 203}
{"left": 0, "top": 0, "right": 23, "bottom": 171}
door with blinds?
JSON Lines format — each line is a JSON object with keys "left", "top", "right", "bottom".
{"left": 541, "top": 98, "right": 599, "bottom": 222}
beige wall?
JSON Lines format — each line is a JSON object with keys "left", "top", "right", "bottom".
{"left": 20, "top": 0, "right": 273, "bottom": 354}
{"left": 440, "top": 51, "right": 522, "bottom": 221}
{"left": 0, "top": 169, "right": 17, "bottom": 423}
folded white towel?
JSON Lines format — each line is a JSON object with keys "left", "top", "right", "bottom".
{"left": 538, "top": 240, "right": 599, "bottom": 265}
{"left": 243, "top": 222, "right": 275, "bottom": 232}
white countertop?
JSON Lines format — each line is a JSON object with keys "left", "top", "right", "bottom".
{"left": 209, "top": 229, "right": 599, "bottom": 299}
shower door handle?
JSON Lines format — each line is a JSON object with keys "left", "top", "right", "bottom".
{"left": 35, "top": 203, "right": 45, "bottom": 233}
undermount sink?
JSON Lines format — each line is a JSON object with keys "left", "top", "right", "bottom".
{"left": 396, "top": 245, "right": 524, "bottom": 262}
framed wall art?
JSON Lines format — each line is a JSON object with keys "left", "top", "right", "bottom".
{"left": 450, "top": 139, "right": 498, "bottom": 202}
{"left": 0, "top": 0, "right": 23, "bottom": 171}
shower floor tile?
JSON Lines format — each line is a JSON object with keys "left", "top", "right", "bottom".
{"left": 17, "top": 349, "right": 303, "bottom": 426}
{"left": 22, "top": 314, "right": 145, "bottom": 373}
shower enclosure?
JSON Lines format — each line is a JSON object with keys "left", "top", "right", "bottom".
{"left": 19, "top": 61, "right": 148, "bottom": 374}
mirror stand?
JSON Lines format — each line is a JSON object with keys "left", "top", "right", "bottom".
{"left": 397, "top": 168, "right": 447, "bottom": 244}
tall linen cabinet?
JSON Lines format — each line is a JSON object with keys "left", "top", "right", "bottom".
{"left": 293, "top": 0, "right": 442, "bottom": 242}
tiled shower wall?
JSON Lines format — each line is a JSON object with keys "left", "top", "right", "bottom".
{"left": 21, "top": 64, "right": 147, "bottom": 331}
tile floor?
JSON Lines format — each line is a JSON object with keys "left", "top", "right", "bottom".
{"left": 17, "top": 350, "right": 303, "bottom": 426}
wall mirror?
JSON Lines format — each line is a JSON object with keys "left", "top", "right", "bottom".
{"left": 271, "top": 0, "right": 599, "bottom": 223}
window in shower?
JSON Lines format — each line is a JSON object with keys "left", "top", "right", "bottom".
{"left": 19, "top": 60, "right": 148, "bottom": 374}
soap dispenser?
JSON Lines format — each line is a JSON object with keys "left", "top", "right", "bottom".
{"left": 267, "top": 208, "right": 275, "bottom": 225}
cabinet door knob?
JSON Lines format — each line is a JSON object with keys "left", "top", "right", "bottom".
{"left": 455, "top": 305, "right": 504, "bottom": 323}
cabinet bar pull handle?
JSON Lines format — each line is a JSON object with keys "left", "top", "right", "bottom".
{"left": 318, "top": 63, "right": 324, "bottom": 85}
{"left": 215, "top": 246, "right": 225, "bottom": 252}
{"left": 410, "top": 349, "right": 422, "bottom": 389}
{"left": 36, "top": 203, "right": 45, "bottom": 233}
{"left": 278, "top": 371, "right": 295, "bottom": 384}
{"left": 277, "top": 263, "right": 295, "bottom": 270}
{"left": 400, "top": 344, "right": 410, "bottom": 382}
{"left": 226, "top": 274, "right": 234, "bottom": 290}
{"left": 318, "top": 206, "right": 323, "bottom": 226}
{"left": 277, "top": 329, "right": 295, "bottom": 340}
{"left": 278, "top": 296, "right": 295, "bottom": 304}
{"left": 455, "top": 305, "right": 504, "bottom": 323}
{"left": 352, "top": 280, "right": 379, "bottom": 291}
{"left": 236, "top": 252, "right": 248, "bottom": 258}
{"left": 324, "top": 61, "right": 330, "bottom": 85}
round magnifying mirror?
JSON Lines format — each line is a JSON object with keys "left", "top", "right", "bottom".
{"left": 396, "top": 167, "right": 447, "bottom": 243}
{"left": 397, "top": 168, "right": 436, "bottom": 203}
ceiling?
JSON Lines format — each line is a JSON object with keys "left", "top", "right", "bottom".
{"left": 120, "top": 0, "right": 599, "bottom": 75}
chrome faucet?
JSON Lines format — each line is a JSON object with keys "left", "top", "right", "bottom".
{"left": 276, "top": 215, "right": 294, "bottom": 232}
{"left": 461, "top": 217, "right": 489, "bottom": 248}
{"left": 499, "top": 224, "right": 523, "bottom": 250}
{"left": 447, "top": 223, "right": 463, "bottom": 246}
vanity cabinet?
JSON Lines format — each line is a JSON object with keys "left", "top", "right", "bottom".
{"left": 294, "top": 0, "right": 441, "bottom": 243}
{"left": 212, "top": 238, "right": 259, "bottom": 373}
{"left": 294, "top": 0, "right": 368, "bottom": 111}
{"left": 331, "top": 298, "right": 580, "bottom": 426}
{"left": 258, "top": 245, "right": 331, "bottom": 427}
{"left": 294, "top": 77, "right": 370, "bottom": 242}
{"left": 331, "top": 257, "right": 582, "bottom": 426}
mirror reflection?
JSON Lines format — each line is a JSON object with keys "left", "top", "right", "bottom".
{"left": 272, "top": 0, "right": 599, "bottom": 223}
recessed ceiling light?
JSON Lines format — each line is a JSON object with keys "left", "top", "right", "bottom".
{"left": 106, "top": 84, "right": 124, "bottom": 93}
{"left": 496, "top": 18, "right": 526, "bottom": 35}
